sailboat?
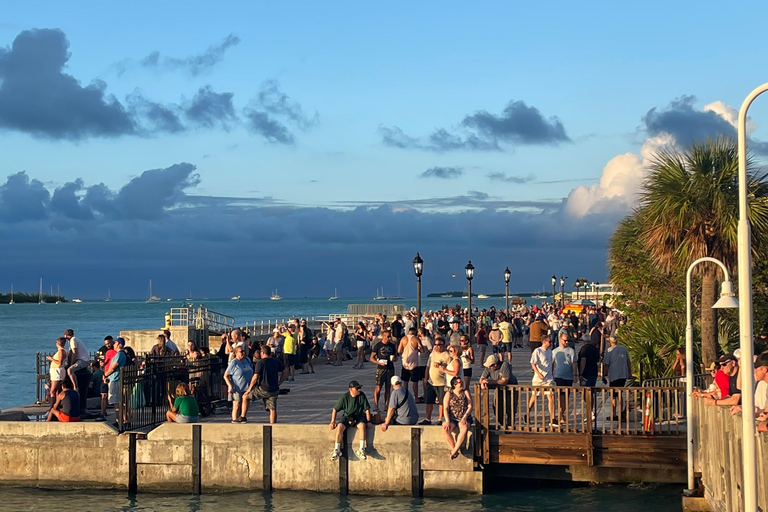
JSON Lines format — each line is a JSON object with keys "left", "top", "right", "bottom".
{"left": 104, "top": 290, "right": 112, "bottom": 302}
{"left": 55, "top": 284, "right": 61, "bottom": 304}
{"left": 270, "top": 289, "right": 282, "bottom": 301}
{"left": 531, "top": 286, "right": 548, "bottom": 299}
{"left": 39, "top": 278, "right": 44, "bottom": 304}
{"left": 146, "top": 279, "right": 161, "bottom": 302}
{"left": 231, "top": 295, "right": 240, "bottom": 302}
{"left": 329, "top": 288, "right": 339, "bottom": 301}
{"left": 186, "top": 291, "right": 193, "bottom": 301}
{"left": 9, "top": 284, "right": 14, "bottom": 305}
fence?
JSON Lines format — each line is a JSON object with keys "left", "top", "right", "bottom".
{"left": 117, "top": 355, "right": 224, "bottom": 433}
{"left": 642, "top": 373, "right": 711, "bottom": 390}
{"left": 474, "top": 384, "right": 686, "bottom": 437}
{"left": 169, "top": 307, "right": 235, "bottom": 333}
{"left": 35, "top": 351, "right": 97, "bottom": 404}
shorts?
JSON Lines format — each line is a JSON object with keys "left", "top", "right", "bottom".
{"left": 340, "top": 414, "right": 368, "bottom": 428}
{"left": 610, "top": 379, "right": 627, "bottom": 388}
{"left": 528, "top": 341, "right": 542, "bottom": 352}
{"left": 492, "top": 344, "right": 506, "bottom": 354}
{"left": 58, "top": 412, "right": 80, "bottom": 422}
{"left": 286, "top": 354, "right": 297, "bottom": 367}
{"left": 107, "top": 380, "right": 120, "bottom": 405}
{"left": 400, "top": 367, "right": 415, "bottom": 382}
{"left": 176, "top": 414, "right": 199, "bottom": 423}
{"left": 251, "top": 388, "right": 279, "bottom": 410}
{"left": 425, "top": 383, "right": 446, "bottom": 405}
{"left": 334, "top": 342, "right": 344, "bottom": 352}
{"left": 477, "top": 338, "right": 487, "bottom": 346}
{"left": 448, "top": 415, "right": 474, "bottom": 426}
{"left": 357, "top": 339, "right": 365, "bottom": 348}
{"left": 375, "top": 368, "right": 394, "bottom": 387}
{"left": 582, "top": 375, "right": 597, "bottom": 387}
{"left": 412, "top": 366, "right": 427, "bottom": 381}
{"left": 299, "top": 352, "right": 309, "bottom": 365}
{"left": 100, "top": 382, "right": 109, "bottom": 394}
{"left": 555, "top": 378, "right": 573, "bottom": 386}
{"left": 231, "top": 391, "right": 248, "bottom": 402}
{"left": 69, "top": 359, "right": 88, "bottom": 373}
{"left": 50, "top": 367, "right": 66, "bottom": 382}
{"left": 463, "top": 368, "right": 473, "bottom": 378}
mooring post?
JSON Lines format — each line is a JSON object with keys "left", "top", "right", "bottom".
{"left": 411, "top": 427, "right": 423, "bottom": 498}
{"left": 192, "top": 424, "right": 202, "bottom": 494}
{"left": 263, "top": 425, "right": 273, "bottom": 491}
{"left": 128, "top": 432, "right": 137, "bottom": 494}
{"left": 339, "top": 426, "right": 348, "bottom": 495}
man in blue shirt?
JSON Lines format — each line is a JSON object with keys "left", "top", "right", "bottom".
{"left": 103, "top": 338, "right": 128, "bottom": 425}
{"left": 225, "top": 346, "right": 254, "bottom": 423}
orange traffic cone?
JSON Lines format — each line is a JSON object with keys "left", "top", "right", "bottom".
{"left": 643, "top": 391, "right": 655, "bottom": 435}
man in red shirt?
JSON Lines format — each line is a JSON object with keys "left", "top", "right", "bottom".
{"left": 95, "top": 336, "right": 117, "bottom": 422}
{"left": 698, "top": 354, "right": 739, "bottom": 406}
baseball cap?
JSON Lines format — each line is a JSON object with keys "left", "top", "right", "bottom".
{"left": 754, "top": 352, "right": 768, "bottom": 369}
{"left": 348, "top": 380, "right": 362, "bottom": 389}
{"left": 391, "top": 375, "right": 402, "bottom": 386}
{"left": 717, "top": 354, "right": 737, "bottom": 364}
{"left": 484, "top": 354, "right": 500, "bottom": 368}
{"left": 115, "top": 337, "right": 126, "bottom": 346}
{"left": 273, "top": 328, "right": 280, "bottom": 333}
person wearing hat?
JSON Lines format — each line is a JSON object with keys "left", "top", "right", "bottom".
{"left": 267, "top": 328, "right": 284, "bottom": 362}
{"left": 380, "top": 375, "right": 418, "bottom": 431}
{"left": 329, "top": 380, "right": 372, "bottom": 461}
{"left": 703, "top": 354, "right": 741, "bottom": 407}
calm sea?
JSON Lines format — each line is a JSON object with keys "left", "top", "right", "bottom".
{"left": 0, "top": 296, "right": 514, "bottom": 409}
{"left": 0, "top": 484, "right": 681, "bottom": 511}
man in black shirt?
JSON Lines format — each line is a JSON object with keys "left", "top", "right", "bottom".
{"left": 578, "top": 337, "right": 600, "bottom": 388}
{"left": 246, "top": 346, "right": 287, "bottom": 424}
{"left": 390, "top": 314, "right": 405, "bottom": 340}
{"left": 370, "top": 330, "right": 398, "bottom": 412}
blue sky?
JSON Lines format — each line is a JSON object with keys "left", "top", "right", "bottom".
{"left": 1, "top": 1, "right": 768, "bottom": 299}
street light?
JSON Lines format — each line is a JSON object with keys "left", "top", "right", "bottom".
{"left": 465, "top": 261, "right": 474, "bottom": 343}
{"left": 504, "top": 267, "right": 511, "bottom": 318}
{"left": 735, "top": 83, "right": 768, "bottom": 511}
{"left": 684, "top": 257, "right": 739, "bottom": 494}
{"left": 551, "top": 275, "right": 557, "bottom": 307}
{"left": 413, "top": 252, "right": 423, "bottom": 330}
{"left": 560, "top": 276, "right": 566, "bottom": 308}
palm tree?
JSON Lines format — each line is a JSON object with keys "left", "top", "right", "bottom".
{"left": 639, "top": 137, "right": 768, "bottom": 366}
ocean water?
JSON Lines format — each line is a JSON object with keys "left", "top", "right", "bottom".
{"left": 0, "top": 483, "right": 681, "bottom": 512}
{"left": 0, "top": 296, "right": 514, "bottom": 409}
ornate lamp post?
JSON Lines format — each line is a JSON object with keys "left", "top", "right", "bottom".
{"left": 504, "top": 267, "right": 511, "bottom": 317}
{"left": 551, "top": 275, "right": 557, "bottom": 307}
{"left": 413, "top": 252, "right": 423, "bottom": 330}
{"left": 560, "top": 276, "right": 566, "bottom": 308}
{"left": 465, "top": 261, "right": 474, "bottom": 342}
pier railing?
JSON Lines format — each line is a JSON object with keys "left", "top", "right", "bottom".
{"left": 35, "top": 351, "right": 97, "bottom": 404}
{"left": 642, "top": 373, "right": 711, "bottom": 389}
{"left": 169, "top": 307, "right": 235, "bottom": 333}
{"left": 117, "top": 354, "right": 224, "bottom": 433}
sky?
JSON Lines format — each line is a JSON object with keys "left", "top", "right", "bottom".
{"left": 1, "top": 1, "right": 768, "bottom": 299}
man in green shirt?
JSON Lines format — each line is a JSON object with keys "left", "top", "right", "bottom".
{"left": 329, "top": 380, "right": 372, "bottom": 461}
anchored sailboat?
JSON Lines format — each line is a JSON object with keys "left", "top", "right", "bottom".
{"left": 270, "top": 289, "right": 282, "bottom": 301}
{"left": 146, "top": 279, "right": 161, "bottom": 302}
{"left": 104, "top": 290, "right": 112, "bottom": 302}
{"left": 9, "top": 284, "right": 14, "bottom": 305}
{"left": 329, "top": 288, "right": 339, "bottom": 301}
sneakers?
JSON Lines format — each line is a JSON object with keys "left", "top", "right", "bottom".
{"left": 354, "top": 448, "right": 367, "bottom": 460}
{"left": 95, "top": 415, "right": 107, "bottom": 422}
{"left": 330, "top": 449, "right": 341, "bottom": 461}
{"left": 418, "top": 419, "right": 431, "bottom": 425}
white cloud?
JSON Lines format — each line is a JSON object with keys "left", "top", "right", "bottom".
{"left": 703, "top": 101, "right": 758, "bottom": 134}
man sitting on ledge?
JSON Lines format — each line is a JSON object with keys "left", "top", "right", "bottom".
{"left": 329, "top": 380, "right": 372, "bottom": 461}
{"left": 47, "top": 379, "right": 80, "bottom": 422}
{"left": 380, "top": 375, "right": 418, "bottom": 431}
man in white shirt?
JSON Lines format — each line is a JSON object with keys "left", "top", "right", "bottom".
{"left": 64, "top": 328, "right": 89, "bottom": 392}
{"left": 603, "top": 335, "right": 632, "bottom": 420}
{"left": 526, "top": 337, "right": 556, "bottom": 426}
{"left": 162, "top": 329, "right": 180, "bottom": 354}
{"left": 552, "top": 331, "right": 578, "bottom": 425}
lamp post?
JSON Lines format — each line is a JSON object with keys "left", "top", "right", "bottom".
{"left": 413, "top": 252, "right": 423, "bottom": 330}
{"left": 465, "top": 261, "right": 474, "bottom": 343}
{"left": 560, "top": 276, "right": 566, "bottom": 308}
{"left": 684, "top": 257, "right": 739, "bottom": 494}
{"left": 504, "top": 267, "right": 511, "bottom": 318}
{"left": 735, "top": 83, "right": 768, "bottom": 511}
{"left": 551, "top": 275, "right": 557, "bottom": 307}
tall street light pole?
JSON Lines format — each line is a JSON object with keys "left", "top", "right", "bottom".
{"left": 736, "top": 83, "right": 768, "bottom": 511}
{"left": 504, "top": 267, "right": 511, "bottom": 318}
{"left": 684, "top": 257, "right": 738, "bottom": 494}
{"left": 551, "top": 275, "right": 557, "bottom": 308}
{"left": 465, "top": 261, "right": 474, "bottom": 343}
{"left": 560, "top": 276, "right": 566, "bottom": 308}
{"left": 413, "top": 252, "right": 423, "bottom": 331}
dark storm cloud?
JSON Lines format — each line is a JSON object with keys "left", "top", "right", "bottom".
{"left": 487, "top": 172, "right": 535, "bottom": 184}
{"left": 380, "top": 100, "right": 570, "bottom": 152}
{"left": 0, "top": 29, "right": 136, "bottom": 140}
{"left": 0, "top": 171, "right": 49, "bottom": 222}
{"left": 136, "top": 34, "right": 240, "bottom": 77}
{"left": 642, "top": 95, "right": 736, "bottom": 144}
{"left": 50, "top": 179, "right": 93, "bottom": 220}
{"left": 420, "top": 167, "right": 463, "bottom": 179}
{"left": 184, "top": 86, "right": 238, "bottom": 130}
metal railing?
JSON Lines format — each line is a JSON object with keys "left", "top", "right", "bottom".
{"left": 117, "top": 354, "right": 224, "bottom": 433}
{"left": 474, "top": 384, "right": 686, "bottom": 437}
{"left": 642, "top": 373, "right": 711, "bottom": 390}
{"left": 35, "top": 351, "right": 97, "bottom": 404}
{"left": 169, "top": 307, "right": 235, "bottom": 333}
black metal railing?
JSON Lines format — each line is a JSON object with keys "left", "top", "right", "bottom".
{"left": 117, "top": 355, "right": 224, "bottom": 432}
{"left": 35, "top": 351, "right": 97, "bottom": 405}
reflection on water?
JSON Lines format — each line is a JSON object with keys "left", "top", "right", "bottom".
{"left": 0, "top": 483, "right": 680, "bottom": 512}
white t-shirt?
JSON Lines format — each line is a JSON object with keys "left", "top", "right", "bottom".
{"left": 69, "top": 336, "right": 89, "bottom": 364}
{"left": 755, "top": 380, "right": 768, "bottom": 411}
{"left": 530, "top": 347, "right": 553, "bottom": 385}
{"left": 604, "top": 344, "right": 630, "bottom": 382}
{"left": 552, "top": 346, "right": 576, "bottom": 380}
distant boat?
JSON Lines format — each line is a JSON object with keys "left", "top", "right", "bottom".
{"left": 373, "top": 286, "right": 403, "bottom": 301}
{"left": 39, "top": 278, "right": 43, "bottom": 304}
{"left": 329, "top": 288, "right": 339, "bottom": 301}
{"left": 72, "top": 298, "right": 82, "bottom": 303}
{"left": 477, "top": 294, "right": 489, "bottom": 299}
{"left": 270, "top": 290, "right": 282, "bottom": 301}
{"left": 9, "top": 284, "right": 14, "bottom": 305}
{"left": 146, "top": 279, "right": 161, "bottom": 302}
{"left": 55, "top": 284, "right": 61, "bottom": 304}
{"left": 231, "top": 295, "right": 240, "bottom": 302}
{"left": 166, "top": 298, "right": 172, "bottom": 301}
{"left": 440, "top": 294, "right": 452, "bottom": 298}
{"left": 186, "top": 291, "right": 193, "bottom": 301}
{"left": 104, "top": 289, "right": 112, "bottom": 302}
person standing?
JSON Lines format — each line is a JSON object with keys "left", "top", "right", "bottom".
{"left": 246, "top": 345, "right": 287, "bottom": 423}
{"left": 446, "top": 321, "right": 463, "bottom": 349}
{"left": 354, "top": 321, "right": 369, "bottom": 369}
{"left": 64, "top": 329, "right": 89, "bottom": 393}
{"left": 420, "top": 337, "right": 450, "bottom": 425}
{"left": 380, "top": 375, "right": 419, "bottom": 430}
{"left": 282, "top": 326, "right": 297, "bottom": 380}
{"left": 527, "top": 315, "right": 548, "bottom": 354}
{"left": 603, "top": 335, "right": 632, "bottom": 420}
{"left": 415, "top": 327, "right": 433, "bottom": 402}
{"left": 47, "top": 337, "right": 67, "bottom": 404}
{"left": 552, "top": 331, "right": 578, "bottom": 425}
{"left": 398, "top": 327, "right": 424, "bottom": 398}
{"left": 103, "top": 338, "right": 127, "bottom": 425}
{"left": 370, "top": 330, "right": 397, "bottom": 413}
{"left": 329, "top": 380, "right": 372, "bottom": 461}
{"left": 298, "top": 319, "right": 312, "bottom": 374}
{"left": 459, "top": 336, "right": 475, "bottom": 389}
{"left": 526, "top": 336, "right": 555, "bottom": 426}
{"left": 162, "top": 330, "right": 180, "bottom": 354}
{"left": 224, "top": 347, "right": 254, "bottom": 423}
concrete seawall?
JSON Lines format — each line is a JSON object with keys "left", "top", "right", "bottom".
{"left": 0, "top": 422, "right": 481, "bottom": 496}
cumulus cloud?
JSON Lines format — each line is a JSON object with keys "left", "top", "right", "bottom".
{"left": 487, "top": 172, "right": 534, "bottom": 184}
{"left": 117, "top": 34, "right": 240, "bottom": 77}
{"left": 0, "top": 29, "right": 136, "bottom": 140}
{"left": 0, "top": 171, "right": 50, "bottom": 222}
{"left": 420, "top": 167, "right": 463, "bottom": 179}
{"left": 642, "top": 95, "right": 737, "bottom": 146}
{"left": 380, "top": 100, "right": 570, "bottom": 152}
{"left": 243, "top": 80, "right": 318, "bottom": 144}
{"left": 184, "top": 86, "right": 238, "bottom": 130}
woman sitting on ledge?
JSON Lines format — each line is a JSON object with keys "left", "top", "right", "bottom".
{"left": 442, "top": 377, "right": 473, "bottom": 460}
{"left": 166, "top": 383, "right": 199, "bottom": 423}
